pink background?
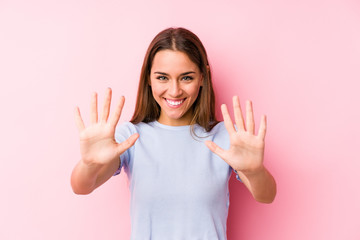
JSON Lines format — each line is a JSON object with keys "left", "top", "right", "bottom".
{"left": 1, "top": 0, "right": 359, "bottom": 239}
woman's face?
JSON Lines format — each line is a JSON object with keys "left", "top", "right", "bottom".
{"left": 150, "top": 50, "right": 203, "bottom": 126}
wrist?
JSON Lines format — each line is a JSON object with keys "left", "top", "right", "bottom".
{"left": 71, "top": 160, "right": 103, "bottom": 195}
{"left": 238, "top": 165, "right": 265, "bottom": 177}
{"left": 79, "top": 159, "right": 104, "bottom": 174}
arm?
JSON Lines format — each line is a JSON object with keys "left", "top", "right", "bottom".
{"left": 236, "top": 166, "right": 276, "bottom": 203}
{"left": 71, "top": 88, "right": 138, "bottom": 195}
{"left": 70, "top": 157, "right": 119, "bottom": 195}
{"left": 205, "top": 96, "right": 276, "bottom": 203}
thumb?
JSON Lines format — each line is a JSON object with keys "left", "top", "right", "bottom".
{"left": 205, "top": 140, "right": 227, "bottom": 160}
{"left": 116, "top": 133, "right": 139, "bottom": 155}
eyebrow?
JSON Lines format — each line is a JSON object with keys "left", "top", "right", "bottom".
{"left": 153, "top": 71, "right": 196, "bottom": 76}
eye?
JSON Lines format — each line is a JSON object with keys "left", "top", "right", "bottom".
{"left": 181, "top": 76, "right": 193, "bottom": 81}
{"left": 156, "top": 76, "right": 168, "bottom": 81}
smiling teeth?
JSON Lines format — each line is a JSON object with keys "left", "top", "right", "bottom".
{"left": 166, "top": 99, "right": 184, "bottom": 106}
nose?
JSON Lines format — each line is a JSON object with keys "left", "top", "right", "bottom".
{"left": 168, "top": 80, "right": 182, "bottom": 97}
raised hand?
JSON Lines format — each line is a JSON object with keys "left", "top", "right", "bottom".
{"left": 205, "top": 96, "right": 266, "bottom": 174}
{"left": 74, "top": 88, "right": 139, "bottom": 167}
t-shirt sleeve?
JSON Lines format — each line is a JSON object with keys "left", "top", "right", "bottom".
{"left": 113, "top": 122, "right": 136, "bottom": 176}
{"left": 233, "top": 169, "right": 243, "bottom": 182}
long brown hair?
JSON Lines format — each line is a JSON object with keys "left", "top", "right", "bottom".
{"left": 130, "top": 27, "right": 218, "bottom": 132}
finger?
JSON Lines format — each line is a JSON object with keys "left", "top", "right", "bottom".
{"left": 101, "top": 88, "right": 112, "bottom": 123}
{"left": 205, "top": 141, "right": 228, "bottom": 163}
{"left": 116, "top": 133, "right": 139, "bottom": 155}
{"left": 258, "top": 114, "right": 267, "bottom": 139}
{"left": 221, "top": 104, "right": 236, "bottom": 134}
{"left": 246, "top": 100, "right": 255, "bottom": 134}
{"left": 74, "top": 106, "right": 85, "bottom": 132}
{"left": 233, "top": 96, "right": 245, "bottom": 131}
{"left": 90, "top": 92, "right": 98, "bottom": 124}
{"left": 109, "top": 96, "right": 125, "bottom": 127}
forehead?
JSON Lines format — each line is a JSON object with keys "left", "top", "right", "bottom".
{"left": 151, "top": 50, "right": 199, "bottom": 73}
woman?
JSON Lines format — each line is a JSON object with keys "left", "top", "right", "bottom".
{"left": 71, "top": 27, "right": 276, "bottom": 239}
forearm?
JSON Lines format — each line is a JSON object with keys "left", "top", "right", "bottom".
{"left": 71, "top": 160, "right": 103, "bottom": 195}
{"left": 239, "top": 166, "right": 277, "bottom": 203}
{"left": 71, "top": 156, "right": 121, "bottom": 195}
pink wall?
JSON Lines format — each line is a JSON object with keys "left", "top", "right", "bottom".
{"left": 1, "top": 0, "right": 359, "bottom": 239}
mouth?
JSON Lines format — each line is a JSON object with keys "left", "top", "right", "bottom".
{"left": 164, "top": 98, "right": 186, "bottom": 108}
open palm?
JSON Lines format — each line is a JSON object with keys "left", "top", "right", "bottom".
{"left": 205, "top": 96, "right": 266, "bottom": 174}
{"left": 74, "top": 88, "right": 138, "bottom": 166}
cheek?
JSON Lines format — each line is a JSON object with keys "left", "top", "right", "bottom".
{"left": 187, "top": 84, "right": 202, "bottom": 97}
{"left": 150, "top": 84, "right": 164, "bottom": 99}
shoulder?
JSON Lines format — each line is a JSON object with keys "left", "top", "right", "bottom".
{"left": 114, "top": 121, "right": 144, "bottom": 141}
{"left": 115, "top": 121, "right": 136, "bottom": 135}
{"left": 206, "top": 121, "right": 229, "bottom": 147}
{"left": 115, "top": 121, "right": 156, "bottom": 139}
{"left": 212, "top": 122, "right": 227, "bottom": 137}
{"left": 202, "top": 121, "right": 226, "bottom": 137}
{"left": 210, "top": 121, "right": 226, "bottom": 133}
{"left": 185, "top": 122, "right": 228, "bottom": 144}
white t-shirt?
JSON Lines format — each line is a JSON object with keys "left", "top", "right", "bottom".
{"left": 114, "top": 121, "right": 240, "bottom": 240}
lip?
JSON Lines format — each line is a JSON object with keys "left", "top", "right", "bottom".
{"left": 164, "top": 98, "right": 186, "bottom": 108}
